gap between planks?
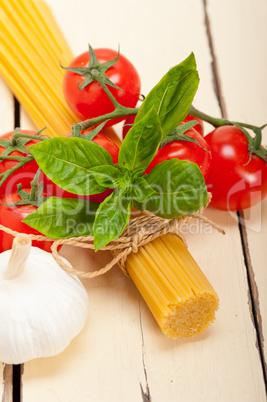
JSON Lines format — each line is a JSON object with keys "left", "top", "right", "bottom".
{"left": 202, "top": 0, "right": 267, "bottom": 392}
{"left": 139, "top": 298, "right": 152, "bottom": 402}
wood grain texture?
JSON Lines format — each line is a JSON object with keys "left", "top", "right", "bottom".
{"left": 207, "top": 0, "right": 267, "bottom": 385}
{"left": 1, "top": 365, "right": 12, "bottom": 402}
{"left": 0, "top": 0, "right": 265, "bottom": 400}
{"left": 0, "top": 64, "right": 15, "bottom": 402}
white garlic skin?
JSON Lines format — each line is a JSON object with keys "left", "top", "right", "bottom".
{"left": 0, "top": 246, "right": 89, "bottom": 364}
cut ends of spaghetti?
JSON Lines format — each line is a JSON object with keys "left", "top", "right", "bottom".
{"left": 126, "top": 233, "right": 219, "bottom": 339}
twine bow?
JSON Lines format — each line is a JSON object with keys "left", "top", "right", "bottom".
{"left": 0, "top": 193, "right": 225, "bottom": 279}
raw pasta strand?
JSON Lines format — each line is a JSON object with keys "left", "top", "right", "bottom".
{"left": 0, "top": 0, "right": 60, "bottom": 80}
{"left": 0, "top": 1, "right": 77, "bottom": 137}
{"left": 35, "top": 0, "right": 74, "bottom": 66}
{"left": 0, "top": 11, "right": 73, "bottom": 122}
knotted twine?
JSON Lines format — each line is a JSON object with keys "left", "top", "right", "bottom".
{"left": 0, "top": 193, "right": 224, "bottom": 279}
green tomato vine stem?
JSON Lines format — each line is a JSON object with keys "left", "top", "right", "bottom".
{"left": 75, "top": 105, "right": 139, "bottom": 131}
{"left": 30, "top": 168, "right": 42, "bottom": 202}
{"left": 0, "top": 157, "right": 34, "bottom": 186}
{"left": 12, "top": 133, "right": 47, "bottom": 142}
{"left": 189, "top": 105, "right": 266, "bottom": 153}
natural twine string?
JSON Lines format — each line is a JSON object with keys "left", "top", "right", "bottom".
{"left": 0, "top": 193, "right": 225, "bottom": 279}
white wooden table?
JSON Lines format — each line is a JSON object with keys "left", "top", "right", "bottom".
{"left": 1, "top": 0, "right": 267, "bottom": 400}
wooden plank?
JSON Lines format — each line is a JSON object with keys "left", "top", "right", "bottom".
{"left": 0, "top": 74, "right": 15, "bottom": 400}
{"left": 130, "top": 1, "right": 266, "bottom": 400}
{"left": 1, "top": 364, "right": 13, "bottom": 402}
{"left": 207, "top": 0, "right": 267, "bottom": 380}
{"left": 0, "top": 0, "right": 263, "bottom": 400}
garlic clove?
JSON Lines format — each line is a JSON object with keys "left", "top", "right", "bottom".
{"left": 0, "top": 237, "right": 89, "bottom": 364}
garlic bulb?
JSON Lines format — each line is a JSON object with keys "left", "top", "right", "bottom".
{"left": 0, "top": 235, "right": 88, "bottom": 364}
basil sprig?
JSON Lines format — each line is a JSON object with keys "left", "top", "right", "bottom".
{"left": 135, "top": 52, "right": 199, "bottom": 137}
{"left": 23, "top": 53, "right": 207, "bottom": 251}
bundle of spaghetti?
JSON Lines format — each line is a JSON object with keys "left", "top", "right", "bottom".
{"left": 126, "top": 233, "right": 219, "bottom": 338}
{"left": 0, "top": 0, "right": 78, "bottom": 137}
{"left": 46, "top": 206, "right": 220, "bottom": 339}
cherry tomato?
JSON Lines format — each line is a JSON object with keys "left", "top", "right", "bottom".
{"left": 205, "top": 126, "right": 267, "bottom": 210}
{"left": 44, "top": 132, "right": 120, "bottom": 203}
{"left": 122, "top": 115, "right": 136, "bottom": 139}
{"left": 0, "top": 130, "right": 39, "bottom": 196}
{"left": 0, "top": 191, "right": 53, "bottom": 252}
{"left": 145, "top": 127, "right": 211, "bottom": 178}
{"left": 183, "top": 114, "right": 204, "bottom": 136}
{"left": 63, "top": 48, "right": 141, "bottom": 126}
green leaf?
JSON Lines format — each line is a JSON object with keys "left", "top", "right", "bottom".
{"left": 93, "top": 192, "right": 131, "bottom": 251}
{"left": 29, "top": 137, "right": 113, "bottom": 195}
{"left": 118, "top": 107, "right": 163, "bottom": 172}
{"left": 132, "top": 177, "right": 155, "bottom": 203}
{"left": 135, "top": 53, "right": 199, "bottom": 137}
{"left": 88, "top": 165, "right": 121, "bottom": 188}
{"left": 23, "top": 197, "right": 99, "bottom": 238}
{"left": 134, "top": 159, "right": 208, "bottom": 219}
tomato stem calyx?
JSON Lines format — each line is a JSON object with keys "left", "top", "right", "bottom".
{"left": 0, "top": 128, "right": 49, "bottom": 189}
{"left": 160, "top": 120, "right": 209, "bottom": 151}
{"left": 61, "top": 44, "right": 123, "bottom": 93}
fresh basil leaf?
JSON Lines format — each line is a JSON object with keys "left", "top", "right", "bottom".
{"left": 29, "top": 137, "right": 113, "bottom": 195}
{"left": 135, "top": 53, "right": 199, "bottom": 137}
{"left": 23, "top": 196, "right": 99, "bottom": 238}
{"left": 132, "top": 177, "right": 155, "bottom": 203}
{"left": 134, "top": 159, "right": 208, "bottom": 218}
{"left": 93, "top": 192, "right": 131, "bottom": 251}
{"left": 88, "top": 165, "right": 121, "bottom": 188}
{"left": 118, "top": 107, "right": 163, "bottom": 172}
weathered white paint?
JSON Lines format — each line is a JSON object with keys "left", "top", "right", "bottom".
{"left": 208, "top": 0, "right": 267, "bottom": 366}
{"left": 0, "top": 73, "right": 15, "bottom": 400}
{"left": 0, "top": 0, "right": 265, "bottom": 400}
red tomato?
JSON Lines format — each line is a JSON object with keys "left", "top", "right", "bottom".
{"left": 0, "top": 130, "right": 39, "bottom": 196}
{"left": 145, "top": 127, "right": 211, "bottom": 178}
{"left": 183, "top": 114, "right": 204, "bottom": 136}
{"left": 63, "top": 48, "right": 141, "bottom": 125}
{"left": 122, "top": 114, "right": 204, "bottom": 139}
{"left": 0, "top": 191, "right": 53, "bottom": 252}
{"left": 44, "top": 132, "right": 120, "bottom": 203}
{"left": 122, "top": 115, "right": 136, "bottom": 139}
{"left": 205, "top": 126, "right": 267, "bottom": 210}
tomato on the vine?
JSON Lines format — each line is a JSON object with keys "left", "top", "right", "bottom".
{"left": 205, "top": 126, "right": 267, "bottom": 211}
{"left": 145, "top": 127, "right": 211, "bottom": 178}
{"left": 0, "top": 130, "right": 39, "bottom": 195}
{"left": 0, "top": 190, "right": 53, "bottom": 253}
{"left": 44, "top": 131, "right": 120, "bottom": 203}
{"left": 63, "top": 48, "right": 141, "bottom": 126}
